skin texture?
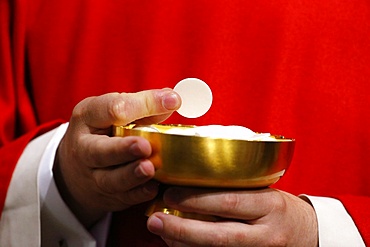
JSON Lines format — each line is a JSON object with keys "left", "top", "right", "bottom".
{"left": 53, "top": 88, "right": 181, "bottom": 227}
{"left": 53, "top": 88, "right": 318, "bottom": 245}
{"left": 148, "top": 187, "right": 318, "bottom": 247}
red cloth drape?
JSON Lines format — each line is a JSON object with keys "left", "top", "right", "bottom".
{"left": 1, "top": 0, "right": 370, "bottom": 245}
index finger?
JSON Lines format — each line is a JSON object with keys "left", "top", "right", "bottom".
{"left": 72, "top": 88, "right": 181, "bottom": 131}
{"left": 148, "top": 213, "right": 262, "bottom": 246}
{"left": 163, "top": 187, "right": 278, "bottom": 220}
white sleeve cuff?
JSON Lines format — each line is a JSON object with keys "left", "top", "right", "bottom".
{"left": 38, "top": 123, "right": 111, "bottom": 247}
{"left": 300, "top": 195, "right": 365, "bottom": 247}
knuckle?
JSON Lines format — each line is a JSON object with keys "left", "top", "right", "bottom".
{"left": 71, "top": 99, "right": 86, "bottom": 117}
{"left": 110, "top": 94, "right": 128, "bottom": 121}
{"left": 71, "top": 96, "right": 95, "bottom": 122}
{"left": 270, "top": 192, "right": 288, "bottom": 214}
{"left": 221, "top": 193, "right": 241, "bottom": 212}
{"left": 83, "top": 136, "right": 107, "bottom": 165}
{"left": 93, "top": 170, "right": 115, "bottom": 195}
{"left": 143, "top": 95, "right": 154, "bottom": 115}
{"left": 173, "top": 224, "right": 188, "bottom": 242}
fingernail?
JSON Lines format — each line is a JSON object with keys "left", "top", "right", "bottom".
{"left": 147, "top": 215, "right": 164, "bottom": 234}
{"left": 160, "top": 89, "right": 181, "bottom": 110}
{"left": 134, "top": 163, "right": 148, "bottom": 178}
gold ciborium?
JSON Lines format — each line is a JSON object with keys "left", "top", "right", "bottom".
{"left": 113, "top": 124, "right": 295, "bottom": 220}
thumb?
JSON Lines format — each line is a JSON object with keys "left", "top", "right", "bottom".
{"left": 71, "top": 88, "right": 181, "bottom": 131}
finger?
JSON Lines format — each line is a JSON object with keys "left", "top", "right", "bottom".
{"left": 72, "top": 88, "right": 181, "bottom": 131}
{"left": 116, "top": 180, "right": 160, "bottom": 208}
{"left": 92, "top": 159, "right": 156, "bottom": 195}
{"left": 93, "top": 180, "right": 160, "bottom": 212}
{"left": 79, "top": 134, "right": 151, "bottom": 168}
{"left": 148, "top": 213, "right": 264, "bottom": 247}
{"left": 163, "top": 187, "right": 276, "bottom": 220}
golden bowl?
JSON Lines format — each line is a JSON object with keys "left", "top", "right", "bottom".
{"left": 113, "top": 124, "right": 295, "bottom": 188}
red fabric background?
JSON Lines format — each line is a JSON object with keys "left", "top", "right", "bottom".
{"left": 1, "top": 0, "right": 369, "bottom": 245}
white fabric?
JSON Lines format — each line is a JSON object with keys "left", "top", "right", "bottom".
{"left": 301, "top": 195, "right": 365, "bottom": 247}
{"left": 0, "top": 124, "right": 110, "bottom": 247}
{"left": 38, "top": 123, "right": 110, "bottom": 246}
{"left": 0, "top": 128, "right": 55, "bottom": 246}
{"left": 38, "top": 123, "right": 97, "bottom": 247}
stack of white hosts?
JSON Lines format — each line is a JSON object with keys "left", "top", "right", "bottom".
{"left": 134, "top": 125, "right": 277, "bottom": 141}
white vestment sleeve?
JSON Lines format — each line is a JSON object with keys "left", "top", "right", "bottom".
{"left": 38, "top": 123, "right": 111, "bottom": 247}
{"left": 0, "top": 124, "right": 110, "bottom": 247}
{"left": 300, "top": 195, "right": 365, "bottom": 247}
{"left": 0, "top": 128, "right": 56, "bottom": 246}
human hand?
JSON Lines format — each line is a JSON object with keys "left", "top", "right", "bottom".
{"left": 147, "top": 187, "right": 318, "bottom": 247}
{"left": 53, "top": 89, "right": 181, "bottom": 227}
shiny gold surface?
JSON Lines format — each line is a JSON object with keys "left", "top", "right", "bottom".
{"left": 113, "top": 124, "right": 295, "bottom": 188}
{"left": 145, "top": 196, "right": 220, "bottom": 221}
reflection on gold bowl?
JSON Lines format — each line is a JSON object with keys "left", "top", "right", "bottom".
{"left": 113, "top": 124, "right": 295, "bottom": 188}
{"left": 114, "top": 124, "right": 295, "bottom": 220}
